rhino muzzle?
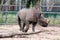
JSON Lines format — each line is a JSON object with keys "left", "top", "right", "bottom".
{"left": 39, "top": 19, "right": 50, "bottom": 27}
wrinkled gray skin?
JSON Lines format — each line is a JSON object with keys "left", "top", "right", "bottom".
{"left": 17, "top": 7, "right": 50, "bottom": 32}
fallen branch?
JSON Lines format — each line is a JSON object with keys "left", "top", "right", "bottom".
{"left": 0, "top": 30, "right": 48, "bottom": 38}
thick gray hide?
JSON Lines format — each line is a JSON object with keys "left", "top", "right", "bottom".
{"left": 17, "top": 7, "right": 39, "bottom": 22}
{"left": 17, "top": 7, "right": 49, "bottom": 32}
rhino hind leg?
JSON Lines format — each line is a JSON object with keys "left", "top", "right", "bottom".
{"left": 17, "top": 15, "right": 22, "bottom": 30}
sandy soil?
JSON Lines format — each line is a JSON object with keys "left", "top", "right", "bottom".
{"left": 0, "top": 24, "right": 60, "bottom": 40}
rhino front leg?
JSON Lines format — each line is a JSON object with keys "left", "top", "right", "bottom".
{"left": 23, "top": 21, "right": 29, "bottom": 32}
{"left": 32, "top": 22, "right": 37, "bottom": 32}
{"left": 20, "top": 21, "right": 24, "bottom": 31}
{"left": 22, "top": 23, "right": 26, "bottom": 32}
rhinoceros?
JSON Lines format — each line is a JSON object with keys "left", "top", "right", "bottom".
{"left": 17, "top": 2, "right": 50, "bottom": 32}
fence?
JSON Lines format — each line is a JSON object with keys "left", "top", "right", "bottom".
{"left": 0, "top": 0, "right": 60, "bottom": 25}
{"left": 0, "top": 0, "right": 27, "bottom": 25}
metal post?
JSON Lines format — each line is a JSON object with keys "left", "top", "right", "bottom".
{"left": 4, "top": 0, "right": 10, "bottom": 24}
{"left": 15, "top": 0, "right": 18, "bottom": 11}
{"left": 40, "top": 0, "right": 42, "bottom": 13}
{"left": 0, "top": 0, "right": 4, "bottom": 24}
{"left": 19, "top": 0, "right": 22, "bottom": 10}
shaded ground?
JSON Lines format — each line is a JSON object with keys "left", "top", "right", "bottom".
{"left": 0, "top": 24, "right": 60, "bottom": 40}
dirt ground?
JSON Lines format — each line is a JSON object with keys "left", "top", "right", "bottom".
{"left": 0, "top": 24, "right": 60, "bottom": 40}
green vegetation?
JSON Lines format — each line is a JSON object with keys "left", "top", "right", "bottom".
{"left": 26, "top": 0, "right": 40, "bottom": 8}
{"left": 0, "top": 11, "right": 17, "bottom": 24}
{"left": 0, "top": 12, "right": 60, "bottom": 25}
{"left": 44, "top": 12, "right": 60, "bottom": 25}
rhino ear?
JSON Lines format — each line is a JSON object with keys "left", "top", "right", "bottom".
{"left": 37, "top": 13, "right": 41, "bottom": 19}
{"left": 38, "top": 13, "right": 42, "bottom": 18}
{"left": 41, "top": 13, "right": 44, "bottom": 16}
{"left": 38, "top": 13, "right": 44, "bottom": 18}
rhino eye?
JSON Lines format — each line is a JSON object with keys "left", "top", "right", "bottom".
{"left": 41, "top": 13, "right": 44, "bottom": 16}
{"left": 39, "top": 13, "right": 42, "bottom": 16}
{"left": 39, "top": 13, "right": 43, "bottom": 17}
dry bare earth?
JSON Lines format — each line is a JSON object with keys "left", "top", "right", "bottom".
{"left": 0, "top": 24, "right": 60, "bottom": 40}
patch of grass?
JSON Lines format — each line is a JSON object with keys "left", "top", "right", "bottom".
{"left": 53, "top": 38, "right": 60, "bottom": 40}
{"left": 0, "top": 12, "right": 60, "bottom": 25}
{"left": 0, "top": 13, "right": 17, "bottom": 24}
{"left": 48, "top": 18, "right": 60, "bottom": 25}
{"left": 7, "top": 14, "right": 16, "bottom": 23}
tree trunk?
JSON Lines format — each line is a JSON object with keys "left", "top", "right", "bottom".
{"left": 26, "top": 0, "right": 40, "bottom": 8}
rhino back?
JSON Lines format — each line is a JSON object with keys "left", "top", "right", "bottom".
{"left": 18, "top": 8, "right": 28, "bottom": 21}
{"left": 17, "top": 7, "right": 39, "bottom": 22}
{"left": 26, "top": 7, "right": 39, "bottom": 22}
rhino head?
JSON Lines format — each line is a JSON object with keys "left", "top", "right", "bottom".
{"left": 38, "top": 13, "right": 50, "bottom": 27}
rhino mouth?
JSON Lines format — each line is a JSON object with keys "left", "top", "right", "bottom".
{"left": 39, "top": 20, "right": 49, "bottom": 27}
